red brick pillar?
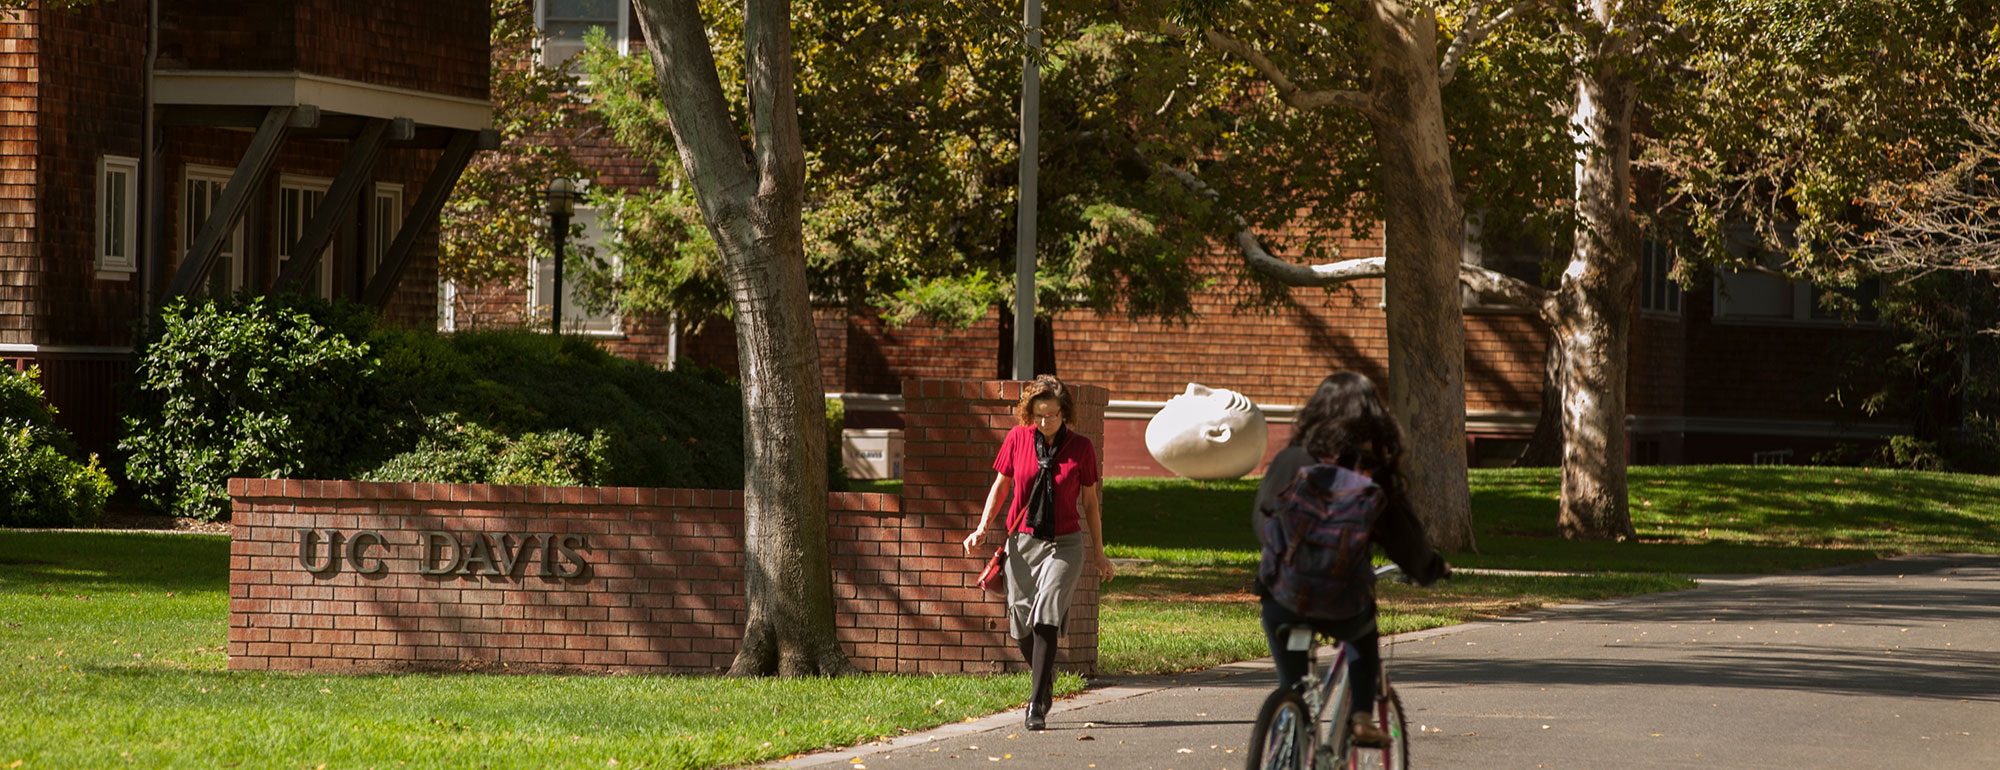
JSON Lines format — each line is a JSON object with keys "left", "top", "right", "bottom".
{"left": 900, "top": 379, "right": 1108, "bottom": 674}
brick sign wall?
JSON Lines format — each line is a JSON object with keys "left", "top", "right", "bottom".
{"left": 228, "top": 379, "right": 1107, "bottom": 675}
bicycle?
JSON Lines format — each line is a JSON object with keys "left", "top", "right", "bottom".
{"left": 1244, "top": 563, "right": 1409, "bottom": 770}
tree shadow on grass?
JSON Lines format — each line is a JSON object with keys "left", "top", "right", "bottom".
{"left": 0, "top": 531, "right": 229, "bottom": 595}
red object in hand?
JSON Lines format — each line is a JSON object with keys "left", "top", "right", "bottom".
{"left": 976, "top": 546, "right": 1006, "bottom": 595}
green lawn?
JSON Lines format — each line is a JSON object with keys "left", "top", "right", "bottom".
{"left": 6, "top": 466, "right": 1998, "bottom": 767}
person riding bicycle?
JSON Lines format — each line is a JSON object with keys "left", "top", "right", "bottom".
{"left": 1252, "top": 372, "right": 1449, "bottom": 748}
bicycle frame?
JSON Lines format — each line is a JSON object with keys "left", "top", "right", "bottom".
{"left": 1247, "top": 564, "right": 1409, "bottom": 770}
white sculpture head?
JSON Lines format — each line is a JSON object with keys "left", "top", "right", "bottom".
{"left": 1144, "top": 383, "right": 1270, "bottom": 480}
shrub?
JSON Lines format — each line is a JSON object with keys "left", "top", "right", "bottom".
{"left": 364, "top": 413, "right": 610, "bottom": 487}
{"left": 121, "top": 295, "right": 749, "bottom": 520}
{"left": 120, "top": 294, "right": 377, "bottom": 520}
{"left": 0, "top": 366, "right": 113, "bottom": 527}
{"left": 365, "top": 329, "right": 744, "bottom": 490}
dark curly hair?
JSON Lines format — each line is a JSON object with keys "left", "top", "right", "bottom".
{"left": 1292, "top": 372, "right": 1403, "bottom": 478}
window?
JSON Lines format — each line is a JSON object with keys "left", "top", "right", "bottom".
{"left": 537, "top": 0, "right": 627, "bottom": 70}
{"left": 368, "top": 183, "right": 404, "bottom": 282}
{"left": 1714, "top": 245, "right": 1881, "bottom": 324}
{"left": 277, "top": 176, "right": 334, "bottom": 298}
{"left": 96, "top": 155, "right": 139, "bottom": 277}
{"left": 1638, "top": 237, "right": 1681, "bottom": 315}
{"left": 184, "top": 165, "right": 245, "bottom": 297}
{"left": 531, "top": 206, "right": 620, "bottom": 335}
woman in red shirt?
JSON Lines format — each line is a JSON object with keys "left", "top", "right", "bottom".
{"left": 961, "top": 375, "right": 1115, "bottom": 731}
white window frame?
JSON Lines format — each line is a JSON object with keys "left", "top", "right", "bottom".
{"left": 184, "top": 164, "right": 246, "bottom": 297}
{"left": 96, "top": 154, "right": 140, "bottom": 279}
{"left": 277, "top": 174, "right": 334, "bottom": 298}
{"left": 530, "top": 204, "right": 621, "bottom": 336}
{"left": 368, "top": 182, "right": 404, "bottom": 282}
{"left": 1638, "top": 237, "right": 1682, "bottom": 316}
{"left": 536, "top": 0, "right": 628, "bottom": 73}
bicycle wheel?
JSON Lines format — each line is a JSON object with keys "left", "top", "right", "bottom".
{"left": 1346, "top": 687, "right": 1409, "bottom": 770}
{"left": 1245, "top": 687, "right": 1314, "bottom": 770}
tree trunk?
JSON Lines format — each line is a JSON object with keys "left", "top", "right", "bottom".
{"left": 633, "top": 0, "right": 855, "bottom": 675}
{"left": 1513, "top": 328, "right": 1564, "bottom": 467}
{"left": 1364, "top": 0, "right": 1476, "bottom": 553}
{"left": 1554, "top": 23, "right": 1638, "bottom": 542}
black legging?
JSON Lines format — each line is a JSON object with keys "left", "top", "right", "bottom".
{"left": 1016, "top": 623, "right": 1060, "bottom": 714}
{"left": 1260, "top": 593, "right": 1379, "bottom": 718}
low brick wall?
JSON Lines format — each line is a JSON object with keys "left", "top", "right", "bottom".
{"left": 227, "top": 379, "right": 1107, "bottom": 676}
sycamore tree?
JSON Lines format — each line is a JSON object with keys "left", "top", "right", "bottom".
{"left": 629, "top": 0, "right": 855, "bottom": 676}
{"left": 1112, "top": 0, "right": 1489, "bottom": 550}
{"left": 572, "top": 3, "right": 1263, "bottom": 339}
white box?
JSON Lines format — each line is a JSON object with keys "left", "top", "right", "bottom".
{"left": 841, "top": 428, "right": 905, "bottom": 480}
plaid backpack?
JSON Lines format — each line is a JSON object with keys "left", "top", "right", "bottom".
{"left": 1258, "top": 463, "right": 1383, "bottom": 620}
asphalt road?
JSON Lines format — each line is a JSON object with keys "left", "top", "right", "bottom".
{"left": 762, "top": 553, "right": 2000, "bottom": 770}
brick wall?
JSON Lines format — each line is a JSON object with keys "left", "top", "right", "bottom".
{"left": 228, "top": 378, "right": 1106, "bottom": 675}
{"left": 159, "top": 0, "right": 487, "bottom": 101}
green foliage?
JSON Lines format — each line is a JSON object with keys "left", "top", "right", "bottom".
{"left": 364, "top": 414, "right": 610, "bottom": 487}
{"left": 364, "top": 329, "right": 746, "bottom": 491}
{"left": 120, "top": 294, "right": 377, "bottom": 521}
{"left": 0, "top": 367, "right": 112, "bottom": 528}
{"left": 120, "top": 296, "right": 748, "bottom": 521}
{"left": 438, "top": 0, "right": 591, "bottom": 308}
{"left": 580, "top": 5, "right": 1316, "bottom": 328}
{"left": 824, "top": 397, "right": 848, "bottom": 493}
{"left": 1651, "top": 0, "right": 2000, "bottom": 275}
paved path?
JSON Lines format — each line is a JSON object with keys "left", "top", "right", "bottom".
{"left": 761, "top": 554, "right": 2000, "bottom": 770}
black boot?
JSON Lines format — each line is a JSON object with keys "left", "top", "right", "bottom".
{"left": 1025, "top": 623, "right": 1059, "bottom": 730}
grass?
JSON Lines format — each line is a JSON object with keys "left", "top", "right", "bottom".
{"left": 7, "top": 466, "right": 1998, "bottom": 767}
{"left": 0, "top": 531, "right": 1077, "bottom": 769}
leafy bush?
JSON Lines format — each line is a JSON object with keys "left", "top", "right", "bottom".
{"left": 364, "top": 329, "right": 744, "bottom": 490}
{"left": 0, "top": 366, "right": 113, "bottom": 527}
{"left": 120, "top": 294, "right": 377, "bottom": 520}
{"left": 364, "top": 413, "right": 609, "bottom": 486}
{"left": 121, "top": 295, "right": 747, "bottom": 520}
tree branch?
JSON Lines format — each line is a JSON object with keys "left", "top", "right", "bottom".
{"left": 1161, "top": 159, "right": 1555, "bottom": 314}
{"left": 1439, "top": 1, "right": 1535, "bottom": 87}
{"left": 1853, "top": 114, "right": 2000, "bottom": 275}
{"left": 1147, "top": 17, "right": 1376, "bottom": 117}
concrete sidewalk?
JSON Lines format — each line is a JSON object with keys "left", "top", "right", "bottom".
{"left": 760, "top": 553, "right": 2000, "bottom": 770}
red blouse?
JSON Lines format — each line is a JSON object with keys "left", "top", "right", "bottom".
{"left": 992, "top": 424, "right": 1100, "bottom": 535}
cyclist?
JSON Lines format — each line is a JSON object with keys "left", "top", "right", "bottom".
{"left": 1252, "top": 372, "right": 1450, "bottom": 747}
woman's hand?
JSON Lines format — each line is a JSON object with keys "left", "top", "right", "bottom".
{"left": 1093, "top": 552, "right": 1116, "bottom": 582}
{"left": 961, "top": 528, "right": 985, "bottom": 555}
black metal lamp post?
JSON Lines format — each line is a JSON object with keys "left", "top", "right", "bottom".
{"left": 539, "top": 177, "right": 579, "bottom": 335}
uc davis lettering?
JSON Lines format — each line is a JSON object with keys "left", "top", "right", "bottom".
{"left": 295, "top": 529, "right": 591, "bottom": 579}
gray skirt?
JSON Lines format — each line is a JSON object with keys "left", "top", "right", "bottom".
{"left": 1005, "top": 530, "right": 1087, "bottom": 639}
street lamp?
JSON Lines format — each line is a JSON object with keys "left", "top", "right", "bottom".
{"left": 539, "top": 177, "right": 580, "bottom": 335}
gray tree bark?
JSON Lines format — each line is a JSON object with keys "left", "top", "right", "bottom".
{"left": 633, "top": 0, "right": 855, "bottom": 675}
{"left": 1363, "top": 0, "right": 1477, "bottom": 552}
{"left": 1552, "top": 1, "right": 1638, "bottom": 541}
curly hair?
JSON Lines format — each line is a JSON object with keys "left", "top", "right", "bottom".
{"left": 1014, "top": 374, "right": 1075, "bottom": 425}
{"left": 1292, "top": 372, "right": 1403, "bottom": 475}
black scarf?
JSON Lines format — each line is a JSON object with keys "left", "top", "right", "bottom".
{"left": 1025, "top": 426, "right": 1068, "bottom": 541}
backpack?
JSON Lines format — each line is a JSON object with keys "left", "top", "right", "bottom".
{"left": 1258, "top": 463, "right": 1383, "bottom": 620}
